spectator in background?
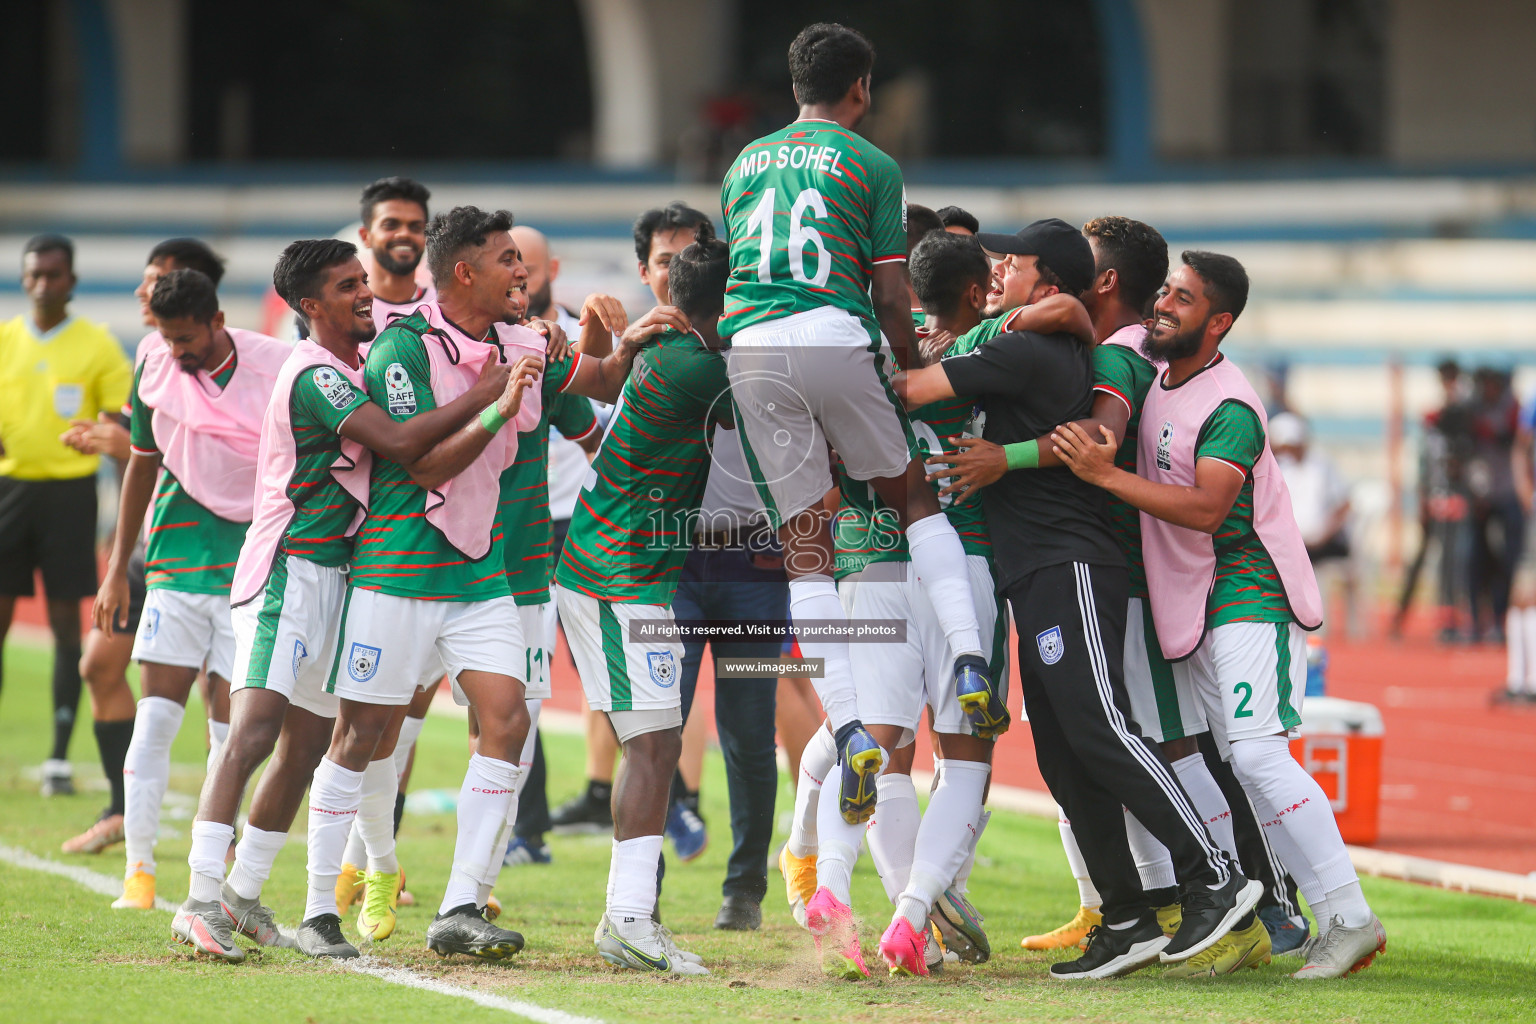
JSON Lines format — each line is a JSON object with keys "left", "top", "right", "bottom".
{"left": 937, "top": 206, "right": 979, "bottom": 236}
{"left": 1395, "top": 358, "right": 1473, "bottom": 641}
{"left": 1467, "top": 367, "right": 1523, "bottom": 642}
{"left": 1501, "top": 390, "right": 1536, "bottom": 702}
{"left": 1272, "top": 413, "right": 1360, "bottom": 639}
{"left": 0, "top": 234, "right": 132, "bottom": 797}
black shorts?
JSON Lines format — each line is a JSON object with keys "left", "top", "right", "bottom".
{"left": 123, "top": 545, "right": 147, "bottom": 635}
{"left": 0, "top": 475, "right": 98, "bottom": 600}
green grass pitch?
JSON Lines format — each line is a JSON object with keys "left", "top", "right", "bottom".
{"left": 1, "top": 640, "right": 1533, "bottom": 1023}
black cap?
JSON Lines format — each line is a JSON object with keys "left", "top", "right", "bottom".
{"left": 975, "top": 218, "right": 1095, "bottom": 296}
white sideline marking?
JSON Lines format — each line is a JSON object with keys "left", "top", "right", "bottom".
{"left": 0, "top": 844, "right": 604, "bottom": 1024}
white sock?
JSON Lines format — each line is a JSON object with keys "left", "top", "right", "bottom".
{"left": 357, "top": 757, "right": 399, "bottom": 874}
{"left": 788, "top": 726, "right": 837, "bottom": 857}
{"left": 123, "top": 696, "right": 185, "bottom": 878}
{"left": 304, "top": 757, "right": 364, "bottom": 921}
{"left": 394, "top": 714, "right": 426, "bottom": 778}
{"left": 789, "top": 576, "right": 858, "bottom": 732}
{"left": 1507, "top": 607, "right": 1526, "bottom": 689}
{"left": 952, "top": 808, "right": 990, "bottom": 895}
{"left": 905, "top": 514, "right": 982, "bottom": 658}
{"left": 227, "top": 826, "right": 287, "bottom": 901}
{"left": 1231, "top": 735, "right": 1368, "bottom": 926}
{"left": 867, "top": 772, "right": 921, "bottom": 904}
{"left": 1124, "top": 811, "right": 1177, "bottom": 892}
{"left": 342, "top": 825, "right": 366, "bottom": 870}
{"left": 207, "top": 719, "right": 229, "bottom": 776}
{"left": 473, "top": 700, "right": 541, "bottom": 907}
{"left": 1247, "top": 785, "right": 1328, "bottom": 925}
{"left": 1058, "top": 809, "right": 1101, "bottom": 909}
{"left": 814, "top": 744, "right": 886, "bottom": 904}
{"left": 1170, "top": 752, "right": 1238, "bottom": 856}
{"left": 440, "top": 754, "right": 520, "bottom": 915}
{"left": 896, "top": 759, "right": 988, "bottom": 930}
{"left": 187, "top": 820, "right": 234, "bottom": 902}
{"left": 608, "top": 835, "right": 664, "bottom": 927}
{"left": 1523, "top": 608, "right": 1536, "bottom": 694}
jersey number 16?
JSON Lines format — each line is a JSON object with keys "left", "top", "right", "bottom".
{"left": 744, "top": 187, "right": 831, "bottom": 287}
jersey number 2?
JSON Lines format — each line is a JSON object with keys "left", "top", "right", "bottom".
{"left": 745, "top": 187, "right": 831, "bottom": 287}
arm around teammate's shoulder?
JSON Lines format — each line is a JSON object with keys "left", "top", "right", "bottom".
{"left": 1050, "top": 419, "right": 1245, "bottom": 534}
{"left": 563, "top": 305, "right": 690, "bottom": 405}
{"left": 342, "top": 357, "right": 509, "bottom": 466}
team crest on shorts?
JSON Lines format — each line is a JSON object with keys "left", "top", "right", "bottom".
{"left": 647, "top": 651, "right": 677, "bottom": 688}
{"left": 141, "top": 607, "right": 160, "bottom": 642}
{"left": 1036, "top": 626, "right": 1064, "bottom": 666}
{"left": 292, "top": 639, "right": 308, "bottom": 680}
{"left": 1156, "top": 421, "right": 1174, "bottom": 471}
{"left": 311, "top": 367, "right": 354, "bottom": 411}
{"left": 384, "top": 362, "right": 417, "bottom": 416}
{"left": 347, "top": 642, "right": 381, "bottom": 683}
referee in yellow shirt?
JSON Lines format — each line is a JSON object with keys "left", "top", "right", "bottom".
{"left": 0, "top": 234, "right": 131, "bottom": 795}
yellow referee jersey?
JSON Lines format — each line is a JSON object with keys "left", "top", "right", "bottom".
{"left": 0, "top": 315, "right": 131, "bottom": 480}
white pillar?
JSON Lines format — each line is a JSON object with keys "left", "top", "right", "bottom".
{"left": 1134, "top": 0, "right": 1229, "bottom": 160}
{"left": 106, "top": 0, "right": 188, "bottom": 165}
{"left": 578, "top": 0, "right": 662, "bottom": 167}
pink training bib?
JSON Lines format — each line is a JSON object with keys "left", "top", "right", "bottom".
{"left": 136, "top": 328, "right": 289, "bottom": 523}
{"left": 231, "top": 340, "right": 370, "bottom": 607}
{"left": 1138, "top": 354, "right": 1323, "bottom": 660}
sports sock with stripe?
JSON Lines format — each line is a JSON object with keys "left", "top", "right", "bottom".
{"left": 440, "top": 754, "right": 519, "bottom": 915}
{"left": 227, "top": 825, "right": 287, "bottom": 901}
{"left": 187, "top": 820, "right": 234, "bottom": 902}
{"left": 357, "top": 756, "right": 399, "bottom": 874}
{"left": 1170, "top": 752, "right": 1238, "bottom": 855}
{"left": 1232, "top": 735, "right": 1368, "bottom": 927}
{"left": 788, "top": 576, "right": 858, "bottom": 732}
{"left": 1245, "top": 785, "right": 1329, "bottom": 927}
{"left": 788, "top": 726, "right": 837, "bottom": 858}
{"left": 896, "top": 758, "right": 988, "bottom": 931}
{"left": 867, "top": 770, "right": 920, "bottom": 904}
{"left": 304, "top": 757, "right": 363, "bottom": 921}
{"left": 905, "top": 514, "right": 983, "bottom": 659}
{"left": 1058, "top": 810, "right": 1102, "bottom": 909}
{"left": 123, "top": 696, "right": 185, "bottom": 878}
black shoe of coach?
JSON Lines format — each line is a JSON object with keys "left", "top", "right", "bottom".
{"left": 1162, "top": 872, "right": 1263, "bottom": 963}
{"left": 1049, "top": 914, "right": 1167, "bottom": 980}
{"left": 713, "top": 892, "right": 762, "bottom": 931}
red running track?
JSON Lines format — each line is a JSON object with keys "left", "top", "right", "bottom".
{"left": 15, "top": 592, "right": 1534, "bottom": 874}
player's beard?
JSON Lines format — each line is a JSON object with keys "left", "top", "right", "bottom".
{"left": 1141, "top": 316, "right": 1207, "bottom": 363}
{"left": 525, "top": 280, "right": 552, "bottom": 320}
{"left": 373, "top": 244, "right": 422, "bottom": 278}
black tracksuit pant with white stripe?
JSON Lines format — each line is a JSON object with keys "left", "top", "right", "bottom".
{"left": 1008, "top": 560, "right": 1234, "bottom": 924}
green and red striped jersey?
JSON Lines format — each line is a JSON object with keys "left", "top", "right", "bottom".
{"left": 275, "top": 365, "right": 370, "bottom": 567}
{"left": 1091, "top": 343, "right": 1157, "bottom": 599}
{"left": 833, "top": 396, "right": 991, "bottom": 579}
{"left": 555, "top": 329, "right": 731, "bottom": 605}
{"left": 720, "top": 119, "right": 907, "bottom": 343}
{"left": 349, "top": 315, "right": 511, "bottom": 601}
{"left": 1196, "top": 400, "right": 1291, "bottom": 626}
{"left": 499, "top": 355, "right": 599, "bottom": 606}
